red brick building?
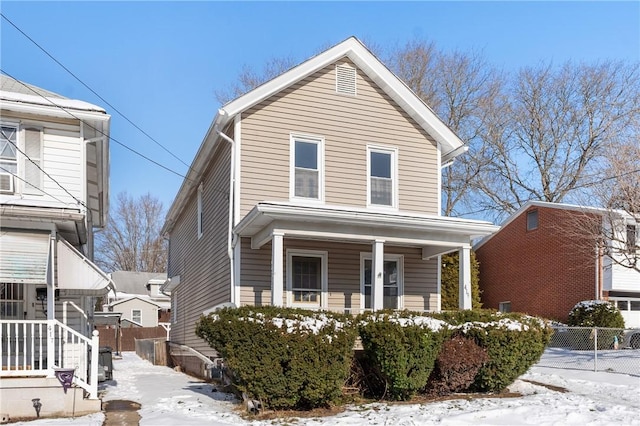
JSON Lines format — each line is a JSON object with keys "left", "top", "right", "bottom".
{"left": 475, "top": 201, "right": 640, "bottom": 326}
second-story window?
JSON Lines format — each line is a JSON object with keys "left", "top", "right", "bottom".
{"left": 291, "top": 135, "right": 324, "bottom": 201}
{"left": 368, "top": 146, "right": 397, "bottom": 208}
{"left": 627, "top": 224, "right": 637, "bottom": 253}
{"left": 0, "top": 125, "right": 18, "bottom": 193}
{"left": 23, "top": 127, "right": 43, "bottom": 194}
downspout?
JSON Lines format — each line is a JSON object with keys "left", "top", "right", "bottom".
{"left": 215, "top": 123, "right": 238, "bottom": 306}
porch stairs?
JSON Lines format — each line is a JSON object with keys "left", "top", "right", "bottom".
{"left": 0, "top": 319, "right": 100, "bottom": 421}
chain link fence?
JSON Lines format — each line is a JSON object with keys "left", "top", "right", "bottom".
{"left": 535, "top": 326, "right": 640, "bottom": 376}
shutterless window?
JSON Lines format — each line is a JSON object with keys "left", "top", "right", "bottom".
{"left": 368, "top": 147, "right": 396, "bottom": 207}
{"left": 499, "top": 301, "right": 511, "bottom": 313}
{"left": 292, "top": 136, "right": 323, "bottom": 200}
{"left": 291, "top": 256, "right": 322, "bottom": 305}
{"left": 0, "top": 283, "right": 24, "bottom": 319}
{"left": 526, "top": 210, "right": 538, "bottom": 231}
{"left": 626, "top": 225, "right": 637, "bottom": 253}
{"left": 23, "top": 128, "right": 43, "bottom": 194}
{"left": 132, "top": 309, "right": 141, "bottom": 323}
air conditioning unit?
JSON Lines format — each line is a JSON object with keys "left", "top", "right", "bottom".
{"left": 0, "top": 172, "right": 14, "bottom": 193}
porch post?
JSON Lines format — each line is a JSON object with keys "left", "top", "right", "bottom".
{"left": 372, "top": 239, "right": 385, "bottom": 311}
{"left": 271, "top": 232, "right": 284, "bottom": 307}
{"left": 47, "top": 232, "right": 56, "bottom": 373}
{"left": 459, "top": 245, "right": 472, "bottom": 310}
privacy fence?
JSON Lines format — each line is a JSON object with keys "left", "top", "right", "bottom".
{"left": 536, "top": 326, "right": 640, "bottom": 376}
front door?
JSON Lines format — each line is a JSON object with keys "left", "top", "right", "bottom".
{"left": 363, "top": 257, "right": 401, "bottom": 310}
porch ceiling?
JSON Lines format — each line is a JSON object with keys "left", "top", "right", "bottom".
{"left": 235, "top": 202, "right": 499, "bottom": 256}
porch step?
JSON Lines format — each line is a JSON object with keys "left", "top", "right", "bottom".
{"left": 103, "top": 400, "right": 141, "bottom": 426}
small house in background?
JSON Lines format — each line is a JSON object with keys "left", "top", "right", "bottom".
{"left": 105, "top": 271, "right": 170, "bottom": 327}
{"left": 475, "top": 201, "right": 640, "bottom": 327}
{"left": 161, "top": 37, "right": 498, "bottom": 377}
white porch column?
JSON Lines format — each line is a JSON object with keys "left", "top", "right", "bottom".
{"left": 372, "top": 239, "right": 385, "bottom": 311}
{"left": 47, "top": 232, "right": 56, "bottom": 374}
{"left": 459, "top": 245, "right": 472, "bottom": 310}
{"left": 271, "top": 232, "right": 284, "bottom": 307}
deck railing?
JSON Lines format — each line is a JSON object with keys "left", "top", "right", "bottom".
{"left": 0, "top": 319, "right": 99, "bottom": 399}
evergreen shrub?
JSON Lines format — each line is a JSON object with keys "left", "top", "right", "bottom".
{"left": 195, "top": 306, "right": 357, "bottom": 410}
{"left": 432, "top": 310, "right": 552, "bottom": 392}
{"left": 567, "top": 300, "right": 625, "bottom": 350}
{"left": 357, "top": 310, "right": 447, "bottom": 400}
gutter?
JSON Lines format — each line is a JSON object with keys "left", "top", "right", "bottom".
{"left": 214, "top": 113, "right": 238, "bottom": 306}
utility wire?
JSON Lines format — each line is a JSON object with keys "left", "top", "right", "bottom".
{"left": 0, "top": 165, "right": 68, "bottom": 205}
{"left": 1, "top": 13, "right": 193, "bottom": 169}
{"left": 0, "top": 69, "right": 193, "bottom": 182}
{"left": 1, "top": 127, "right": 88, "bottom": 208}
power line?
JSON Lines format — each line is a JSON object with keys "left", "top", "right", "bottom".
{"left": 0, "top": 165, "right": 68, "bottom": 205}
{"left": 1, "top": 12, "right": 193, "bottom": 169}
{"left": 1, "top": 126, "right": 88, "bottom": 208}
{"left": 0, "top": 68, "right": 193, "bottom": 182}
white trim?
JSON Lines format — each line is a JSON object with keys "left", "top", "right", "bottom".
{"left": 436, "top": 255, "right": 442, "bottom": 311}
{"left": 21, "top": 125, "right": 44, "bottom": 195}
{"left": 360, "top": 251, "right": 404, "bottom": 311}
{"left": 366, "top": 144, "right": 398, "bottom": 210}
{"left": 131, "top": 308, "right": 142, "bottom": 324}
{"left": 436, "top": 142, "right": 442, "bottom": 215}
{"left": 271, "top": 232, "right": 284, "bottom": 306}
{"left": 286, "top": 248, "right": 328, "bottom": 309}
{"left": 234, "top": 115, "right": 242, "bottom": 226}
{"left": 197, "top": 183, "right": 203, "bottom": 239}
{"left": 289, "top": 133, "right": 325, "bottom": 204}
{"left": 233, "top": 241, "right": 241, "bottom": 305}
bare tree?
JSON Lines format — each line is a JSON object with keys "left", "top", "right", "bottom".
{"left": 387, "top": 39, "right": 504, "bottom": 216}
{"left": 95, "top": 192, "right": 167, "bottom": 273}
{"left": 475, "top": 61, "right": 640, "bottom": 221}
{"left": 215, "top": 56, "right": 297, "bottom": 105}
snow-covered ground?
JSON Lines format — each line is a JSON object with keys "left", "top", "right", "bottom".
{"left": 12, "top": 350, "right": 640, "bottom": 425}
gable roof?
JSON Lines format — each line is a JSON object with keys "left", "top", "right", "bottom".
{"left": 109, "top": 295, "right": 170, "bottom": 309}
{"left": 164, "top": 36, "right": 465, "bottom": 234}
{"left": 110, "top": 271, "right": 167, "bottom": 295}
{"left": 473, "top": 200, "right": 635, "bottom": 250}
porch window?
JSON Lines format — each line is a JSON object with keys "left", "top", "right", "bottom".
{"left": 286, "top": 250, "right": 328, "bottom": 308}
{"left": 361, "top": 254, "right": 403, "bottom": 310}
{"left": 132, "top": 309, "right": 141, "bottom": 324}
{"left": 290, "top": 135, "right": 324, "bottom": 201}
{"left": 367, "top": 146, "right": 397, "bottom": 208}
{"left": 0, "top": 283, "right": 24, "bottom": 319}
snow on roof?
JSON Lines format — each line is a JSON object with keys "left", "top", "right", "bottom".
{"left": 0, "top": 74, "right": 106, "bottom": 113}
{"left": 109, "top": 294, "right": 170, "bottom": 310}
{"left": 110, "top": 271, "right": 167, "bottom": 295}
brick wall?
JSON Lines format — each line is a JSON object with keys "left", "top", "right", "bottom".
{"left": 476, "top": 206, "right": 600, "bottom": 323}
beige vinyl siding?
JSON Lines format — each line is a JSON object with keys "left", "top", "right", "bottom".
{"left": 239, "top": 238, "right": 438, "bottom": 313}
{"left": 166, "top": 141, "right": 231, "bottom": 354}
{"left": 240, "top": 58, "right": 439, "bottom": 217}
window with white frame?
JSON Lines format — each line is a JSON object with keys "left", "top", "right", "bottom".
{"left": 361, "top": 253, "right": 403, "bottom": 310}
{"left": 0, "top": 125, "right": 18, "bottom": 193}
{"left": 367, "top": 146, "right": 397, "bottom": 208}
{"left": 23, "top": 127, "right": 43, "bottom": 194}
{"left": 626, "top": 224, "right": 637, "bottom": 253}
{"left": 0, "top": 283, "right": 24, "bottom": 319}
{"left": 132, "top": 309, "right": 142, "bottom": 324}
{"left": 197, "top": 183, "right": 203, "bottom": 239}
{"left": 287, "top": 250, "right": 328, "bottom": 308}
{"left": 291, "top": 135, "right": 323, "bottom": 201}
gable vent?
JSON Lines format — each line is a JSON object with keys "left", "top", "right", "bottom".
{"left": 336, "top": 64, "right": 356, "bottom": 96}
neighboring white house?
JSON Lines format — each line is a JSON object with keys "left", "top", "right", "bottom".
{"left": 105, "top": 271, "right": 169, "bottom": 327}
{"left": 0, "top": 75, "right": 112, "bottom": 419}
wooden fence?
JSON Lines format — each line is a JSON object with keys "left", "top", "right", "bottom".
{"left": 96, "top": 326, "right": 167, "bottom": 353}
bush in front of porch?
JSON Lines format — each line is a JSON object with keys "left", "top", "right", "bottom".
{"left": 195, "top": 306, "right": 357, "bottom": 410}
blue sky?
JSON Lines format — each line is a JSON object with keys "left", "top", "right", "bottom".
{"left": 1, "top": 1, "right": 639, "bottom": 216}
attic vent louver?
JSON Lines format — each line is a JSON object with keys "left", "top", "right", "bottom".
{"left": 336, "top": 64, "right": 356, "bottom": 96}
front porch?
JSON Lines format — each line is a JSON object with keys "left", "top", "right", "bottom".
{"left": 234, "top": 203, "right": 498, "bottom": 312}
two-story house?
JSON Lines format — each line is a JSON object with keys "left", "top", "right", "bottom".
{"left": 161, "top": 38, "right": 498, "bottom": 376}
{"left": 0, "top": 75, "right": 112, "bottom": 419}
{"left": 475, "top": 200, "right": 640, "bottom": 328}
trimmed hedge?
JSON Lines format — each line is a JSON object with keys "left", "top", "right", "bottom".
{"left": 357, "top": 311, "right": 447, "bottom": 400}
{"left": 432, "top": 310, "right": 552, "bottom": 392}
{"left": 195, "top": 306, "right": 357, "bottom": 410}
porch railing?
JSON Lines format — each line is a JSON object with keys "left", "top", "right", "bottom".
{"left": 0, "top": 319, "right": 99, "bottom": 399}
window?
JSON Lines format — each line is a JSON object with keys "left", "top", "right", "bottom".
{"left": 290, "top": 135, "right": 324, "bottom": 201}
{"left": 286, "top": 250, "right": 328, "bottom": 308}
{"left": 132, "top": 309, "right": 141, "bottom": 324}
{"left": 197, "top": 183, "right": 203, "bottom": 239}
{"left": 626, "top": 224, "right": 637, "bottom": 253}
{"left": 0, "top": 125, "right": 17, "bottom": 193}
{"left": 361, "top": 254, "right": 403, "bottom": 310}
{"left": 499, "top": 301, "right": 512, "bottom": 313}
{"left": 631, "top": 301, "right": 640, "bottom": 311}
{"left": 0, "top": 283, "right": 24, "bottom": 319}
{"left": 367, "top": 146, "right": 397, "bottom": 208}
{"left": 616, "top": 300, "right": 629, "bottom": 311}
{"left": 526, "top": 210, "right": 538, "bottom": 231}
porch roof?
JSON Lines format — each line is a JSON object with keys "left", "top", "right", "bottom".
{"left": 235, "top": 202, "right": 499, "bottom": 257}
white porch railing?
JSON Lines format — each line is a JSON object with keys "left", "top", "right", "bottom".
{"left": 0, "top": 319, "right": 99, "bottom": 399}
